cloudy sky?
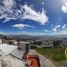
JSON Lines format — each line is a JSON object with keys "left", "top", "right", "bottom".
{"left": 0, "top": 0, "right": 67, "bottom": 35}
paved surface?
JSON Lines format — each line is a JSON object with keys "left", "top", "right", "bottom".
{"left": 28, "top": 49, "right": 56, "bottom": 67}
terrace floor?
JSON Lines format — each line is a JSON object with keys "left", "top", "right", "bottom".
{"left": 28, "top": 49, "right": 56, "bottom": 67}
{"left": 27, "top": 55, "right": 41, "bottom": 67}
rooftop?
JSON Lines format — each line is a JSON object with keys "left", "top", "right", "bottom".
{"left": 0, "top": 43, "right": 25, "bottom": 67}
{"left": 0, "top": 43, "right": 41, "bottom": 67}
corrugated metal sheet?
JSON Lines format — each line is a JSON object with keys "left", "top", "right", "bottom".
{"left": 0, "top": 44, "right": 18, "bottom": 55}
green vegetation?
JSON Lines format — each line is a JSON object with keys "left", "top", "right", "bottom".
{"left": 36, "top": 47, "right": 66, "bottom": 64}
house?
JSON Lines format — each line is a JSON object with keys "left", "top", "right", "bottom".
{"left": 0, "top": 43, "right": 41, "bottom": 67}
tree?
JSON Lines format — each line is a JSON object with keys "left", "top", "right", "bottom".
{"left": 53, "top": 40, "right": 60, "bottom": 48}
{"left": 33, "top": 41, "right": 42, "bottom": 46}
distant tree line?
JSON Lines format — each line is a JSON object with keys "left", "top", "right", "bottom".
{"left": 53, "top": 40, "right": 62, "bottom": 48}
{"left": 32, "top": 41, "right": 42, "bottom": 46}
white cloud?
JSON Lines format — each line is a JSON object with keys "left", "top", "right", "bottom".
{"left": 0, "top": 0, "right": 48, "bottom": 25}
{"left": 3, "top": 0, "right": 15, "bottom": 10}
{"left": 61, "top": 0, "right": 67, "bottom": 13}
{"left": 52, "top": 30, "right": 67, "bottom": 35}
{"left": 43, "top": 29, "right": 49, "bottom": 32}
{"left": 42, "top": 2, "right": 44, "bottom": 5}
{"left": 51, "top": 24, "right": 67, "bottom": 35}
{"left": 11, "top": 23, "right": 34, "bottom": 29}
{"left": 42, "top": 24, "right": 67, "bottom": 35}
{"left": 21, "top": 4, "right": 48, "bottom": 25}
{"left": 43, "top": 24, "right": 67, "bottom": 35}
{"left": 52, "top": 25, "right": 61, "bottom": 32}
{"left": 43, "top": 29, "right": 52, "bottom": 33}
{"left": 0, "top": 0, "right": 16, "bottom": 21}
{"left": 0, "top": 31, "right": 25, "bottom": 35}
{"left": 0, "top": 31, "right": 8, "bottom": 35}
{"left": 62, "top": 24, "right": 66, "bottom": 29}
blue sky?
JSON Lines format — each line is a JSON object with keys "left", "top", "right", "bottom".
{"left": 0, "top": 0, "right": 67, "bottom": 35}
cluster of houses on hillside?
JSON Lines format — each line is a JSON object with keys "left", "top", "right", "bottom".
{"left": 31, "top": 38, "right": 67, "bottom": 48}
{"left": 0, "top": 35, "right": 67, "bottom": 49}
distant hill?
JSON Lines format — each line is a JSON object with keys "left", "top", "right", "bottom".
{"left": 1, "top": 34, "right": 67, "bottom": 40}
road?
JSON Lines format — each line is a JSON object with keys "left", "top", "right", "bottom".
{"left": 28, "top": 49, "right": 56, "bottom": 67}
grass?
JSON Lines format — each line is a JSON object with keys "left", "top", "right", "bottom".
{"left": 36, "top": 47, "right": 66, "bottom": 64}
